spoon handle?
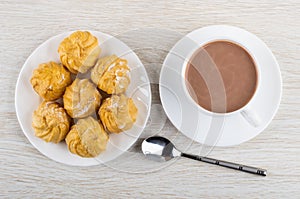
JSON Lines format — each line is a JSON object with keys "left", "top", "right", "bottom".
{"left": 181, "top": 153, "right": 267, "bottom": 176}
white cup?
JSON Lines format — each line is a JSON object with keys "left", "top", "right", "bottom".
{"left": 181, "top": 38, "right": 261, "bottom": 127}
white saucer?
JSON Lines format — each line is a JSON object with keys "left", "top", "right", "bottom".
{"left": 15, "top": 31, "right": 151, "bottom": 166}
{"left": 159, "top": 25, "right": 282, "bottom": 147}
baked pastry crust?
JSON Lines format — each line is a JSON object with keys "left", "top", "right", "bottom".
{"left": 30, "top": 61, "right": 72, "bottom": 101}
{"left": 99, "top": 94, "right": 137, "bottom": 133}
{"left": 65, "top": 117, "right": 109, "bottom": 157}
{"left": 32, "top": 101, "right": 70, "bottom": 143}
{"left": 91, "top": 55, "right": 130, "bottom": 94}
{"left": 58, "top": 31, "right": 101, "bottom": 74}
{"left": 63, "top": 78, "right": 101, "bottom": 118}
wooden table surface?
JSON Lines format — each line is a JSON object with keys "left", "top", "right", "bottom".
{"left": 1, "top": 0, "right": 299, "bottom": 198}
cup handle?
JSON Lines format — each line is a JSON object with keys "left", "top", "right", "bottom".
{"left": 240, "top": 107, "right": 261, "bottom": 127}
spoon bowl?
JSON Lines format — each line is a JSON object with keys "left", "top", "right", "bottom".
{"left": 142, "top": 136, "right": 181, "bottom": 162}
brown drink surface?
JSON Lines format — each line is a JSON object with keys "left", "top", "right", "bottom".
{"left": 185, "top": 40, "right": 257, "bottom": 113}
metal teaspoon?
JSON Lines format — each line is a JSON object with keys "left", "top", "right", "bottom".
{"left": 141, "top": 136, "right": 267, "bottom": 176}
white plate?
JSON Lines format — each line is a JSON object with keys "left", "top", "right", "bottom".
{"left": 15, "top": 31, "right": 151, "bottom": 166}
{"left": 160, "top": 25, "right": 282, "bottom": 147}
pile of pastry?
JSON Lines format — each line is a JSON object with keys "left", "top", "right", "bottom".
{"left": 30, "top": 31, "right": 138, "bottom": 158}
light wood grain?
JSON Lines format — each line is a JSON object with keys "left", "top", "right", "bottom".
{"left": 1, "top": 0, "right": 300, "bottom": 198}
